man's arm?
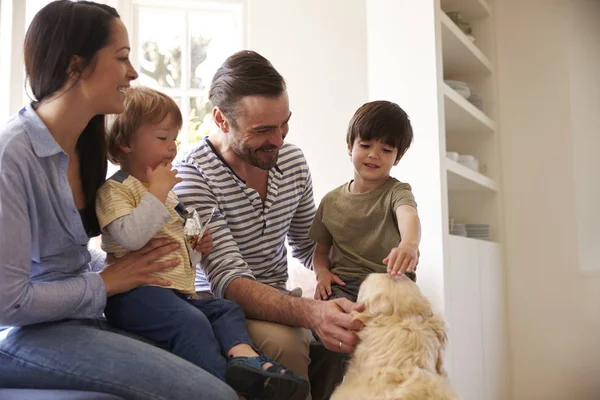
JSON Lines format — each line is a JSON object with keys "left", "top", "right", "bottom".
{"left": 225, "top": 277, "right": 315, "bottom": 326}
{"left": 174, "top": 162, "right": 255, "bottom": 297}
{"left": 287, "top": 166, "right": 317, "bottom": 268}
{"left": 225, "top": 276, "right": 363, "bottom": 353}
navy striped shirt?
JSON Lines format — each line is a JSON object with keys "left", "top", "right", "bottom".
{"left": 174, "top": 139, "right": 316, "bottom": 298}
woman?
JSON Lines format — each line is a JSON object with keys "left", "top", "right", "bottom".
{"left": 0, "top": 2, "right": 237, "bottom": 399}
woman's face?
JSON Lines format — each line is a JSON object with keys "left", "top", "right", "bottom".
{"left": 78, "top": 18, "right": 138, "bottom": 115}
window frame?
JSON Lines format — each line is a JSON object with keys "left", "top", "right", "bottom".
{"left": 126, "top": 0, "right": 247, "bottom": 145}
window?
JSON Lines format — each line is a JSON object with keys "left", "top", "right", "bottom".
{"left": 3, "top": 0, "right": 244, "bottom": 157}
{"left": 131, "top": 0, "right": 245, "bottom": 157}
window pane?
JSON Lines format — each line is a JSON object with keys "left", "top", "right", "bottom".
{"left": 189, "top": 10, "right": 242, "bottom": 90}
{"left": 188, "top": 96, "right": 216, "bottom": 146}
{"left": 137, "top": 9, "right": 185, "bottom": 89}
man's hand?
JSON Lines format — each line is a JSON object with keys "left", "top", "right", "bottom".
{"left": 311, "top": 298, "right": 365, "bottom": 353}
{"left": 147, "top": 162, "right": 182, "bottom": 203}
{"left": 384, "top": 242, "right": 419, "bottom": 276}
{"left": 314, "top": 270, "right": 346, "bottom": 300}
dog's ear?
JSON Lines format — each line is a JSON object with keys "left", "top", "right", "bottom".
{"left": 425, "top": 314, "right": 448, "bottom": 347}
{"left": 425, "top": 314, "right": 449, "bottom": 375}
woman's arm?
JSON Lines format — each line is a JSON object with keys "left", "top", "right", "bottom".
{"left": 0, "top": 169, "right": 107, "bottom": 327}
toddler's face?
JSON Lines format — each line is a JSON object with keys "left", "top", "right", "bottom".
{"left": 126, "top": 113, "right": 179, "bottom": 170}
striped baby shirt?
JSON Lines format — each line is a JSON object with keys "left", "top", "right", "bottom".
{"left": 96, "top": 171, "right": 196, "bottom": 295}
{"left": 174, "top": 139, "right": 316, "bottom": 298}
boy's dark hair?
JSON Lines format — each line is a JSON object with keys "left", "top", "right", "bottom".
{"left": 208, "top": 50, "right": 286, "bottom": 128}
{"left": 346, "top": 101, "right": 413, "bottom": 161}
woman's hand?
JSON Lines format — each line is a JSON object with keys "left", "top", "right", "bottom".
{"left": 99, "top": 238, "right": 180, "bottom": 297}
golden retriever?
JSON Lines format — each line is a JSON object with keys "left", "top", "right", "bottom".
{"left": 331, "top": 274, "right": 459, "bottom": 400}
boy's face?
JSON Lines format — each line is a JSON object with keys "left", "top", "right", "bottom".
{"left": 121, "top": 113, "right": 179, "bottom": 172}
{"left": 348, "top": 138, "right": 401, "bottom": 183}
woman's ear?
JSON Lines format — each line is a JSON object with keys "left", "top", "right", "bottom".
{"left": 67, "top": 55, "right": 84, "bottom": 80}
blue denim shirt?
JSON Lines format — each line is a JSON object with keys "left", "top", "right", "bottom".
{"left": 0, "top": 104, "right": 106, "bottom": 328}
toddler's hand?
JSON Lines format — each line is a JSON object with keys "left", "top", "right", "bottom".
{"left": 147, "top": 163, "right": 182, "bottom": 202}
{"left": 195, "top": 231, "right": 214, "bottom": 257}
{"left": 314, "top": 270, "right": 346, "bottom": 300}
{"left": 384, "top": 242, "right": 419, "bottom": 276}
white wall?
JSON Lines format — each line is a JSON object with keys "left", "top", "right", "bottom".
{"left": 0, "top": 0, "right": 25, "bottom": 122}
{"left": 496, "top": 1, "right": 600, "bottom": 398}
{"left": 364, "top": 0, "right": 446, "bottom": 315}
{"left": 247, "top": 0, "right": 368, "bottom": 203}
{"left": 570, "top": 0, "right": 600, "bottom": 275}
{"left": 247, "top": 0, "right": 368, "bottom": 289}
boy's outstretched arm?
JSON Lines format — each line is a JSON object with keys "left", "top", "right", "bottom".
{"left": 383, "top": 205, "right": 421, "bottom": 276}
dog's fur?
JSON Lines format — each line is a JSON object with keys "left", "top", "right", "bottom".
{"left": 331, "top": 274, "right": 459, "bottom": 400}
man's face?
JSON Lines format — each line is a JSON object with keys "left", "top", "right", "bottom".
{"left": 227, "top": 92, "right": 291, "bottom": 170}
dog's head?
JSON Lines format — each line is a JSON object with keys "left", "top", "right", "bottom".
{"left": 356, "top": 274, "right": 432, "bottom": 321}
{"left": 354, "top": 273, "right": 449, "bottom": 375}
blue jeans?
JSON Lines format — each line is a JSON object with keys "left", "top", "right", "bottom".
{"left": 104, "top": 286, "right": 252, "bottom": 382}
{"left": 0, "top": 319, "right": 237, "bottom": 400}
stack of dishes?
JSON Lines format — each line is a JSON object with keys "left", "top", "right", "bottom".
{"left": 465, "top": 224, "right": 490, "bottom": 240}
{"left": 458, "top": 154, "right": 479, "bottom": 172}
{"left": 449, "top": 219, "right": 467, "bottom": 237}
{"left": 444, "top": 80, "right": 471, "bottom": 99}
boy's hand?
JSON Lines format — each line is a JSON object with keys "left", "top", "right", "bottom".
{"left": 314, "top": 270, "right": 346, "bottom": 300}
{"left": 147, "top": 163, "right": 182, "bottom": 203}
{"left": 384, "top": 242, "right": 419, "bottom": 276}
{"left": 195, "top": 231, "right": 214, "bottom": 257}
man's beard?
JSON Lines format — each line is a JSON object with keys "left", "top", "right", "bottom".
{"left": 230, "top": 137, "right": 279, "bottom": 170}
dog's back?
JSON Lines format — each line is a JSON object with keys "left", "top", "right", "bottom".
{"left": 331, "top": 274, "right": 459, "bottom": 400}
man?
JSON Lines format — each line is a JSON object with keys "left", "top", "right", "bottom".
{"left": 175, "top": 50, "right": 361, "bottom": 399}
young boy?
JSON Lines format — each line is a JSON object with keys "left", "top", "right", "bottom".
{"left": 309, "top": 100, "right": 421, "bottom": 302}
{"left": 96, "top": 87, "right": 308, "bottom": 400}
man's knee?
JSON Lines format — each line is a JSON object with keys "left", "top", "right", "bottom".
{"left": 245, "top": 320, "right": 311, "bottom": 380}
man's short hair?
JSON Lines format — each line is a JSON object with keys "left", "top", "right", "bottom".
{"left": 208, "top": 50, "right": 286, "bottom": 128}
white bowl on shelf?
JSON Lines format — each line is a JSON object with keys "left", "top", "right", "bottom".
{"left": 446, "top": 151, "right": 459, "bottom": 161}
{"left": 444, "top": 80, "right": 471, "bottom": 99}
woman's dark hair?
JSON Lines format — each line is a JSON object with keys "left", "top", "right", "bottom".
{"left": 24, "top": 1, "right": 120, "bottom": 236}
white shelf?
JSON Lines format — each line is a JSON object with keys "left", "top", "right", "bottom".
{"left": 441, "top": 12, "right": 493, "bottom": 76}
{"left": 443, "top": 83, "right": 496, "bottom": 135}
{"left": 446, "top": 158, "right": 498, "bottom": 192}
{"left": 441, "top": 0, "right": 491, "bottom": 21}
{"left": 448, "top": 233, "right": 498, "bottom": 245}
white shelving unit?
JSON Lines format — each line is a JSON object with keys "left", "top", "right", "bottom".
{"left": 441, "top": 12, "right": 494, "bottom": 76}
{"left": 446, "top": 158, "right": 498, "bottom": 192}
{"left": 443, "top": 83, "right": 496, "bottom": 135}
{"left": 366, "top": 1, "right": 509, "bottom": 399}
{"left": 440, "top": 0, "right": 491, "bottom": 22}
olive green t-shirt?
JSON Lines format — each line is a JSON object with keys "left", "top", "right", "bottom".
{"left": 309, "top": 177, "right": 417, "bottom": 279}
